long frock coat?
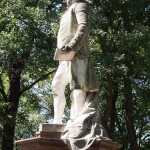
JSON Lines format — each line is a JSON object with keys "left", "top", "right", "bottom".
{"left": 54, "top": 1, "right": 99, "bottom": 92}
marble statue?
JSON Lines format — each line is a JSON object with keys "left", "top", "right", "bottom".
{"left": 51, "top": 0, "right": 99, "bottom": 124}
{"left": 51, "top": 0, "right": 110, "bottom": 149}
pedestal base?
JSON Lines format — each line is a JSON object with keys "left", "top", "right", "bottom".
{"left": 16, "top": 124, "right": 122, "bottom": 150}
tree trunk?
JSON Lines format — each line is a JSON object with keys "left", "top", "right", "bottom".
{"left": 109, "top": 89, "right": 118, "bottom": 133}
{"left": 102, "top": 74, "right": 113, "bottom": 129}
{"left": 123, "top": 76, "right": 138, "bottom": 150}
{"left": 2, "top": 66, "right": 21, "bottom": 150}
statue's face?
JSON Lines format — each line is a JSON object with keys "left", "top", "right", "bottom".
{"left": 66, "top": 0, "right": 72, "bottom": 6}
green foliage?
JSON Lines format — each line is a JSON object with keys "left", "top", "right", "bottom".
{"left": 91, "top": 0, "right": 150, "bottom": 149}
{"left": 0, "top": 0, "right": 63, "bottom": 149}
{"left": 0, "top": 0, "right": 150, "bottom": 149}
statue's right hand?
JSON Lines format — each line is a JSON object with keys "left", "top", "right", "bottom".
{"left": 61, "top": 45, "right": 71, "bottom": 51}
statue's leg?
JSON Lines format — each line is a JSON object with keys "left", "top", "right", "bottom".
{"left": 51, "top": 61, "right": 69, "bottom": 124}
{"left": 70, "top": 90, "right": 86, "bottom": 119}
{"left": 70, "top": 92, "right": 75, "bottom": 119}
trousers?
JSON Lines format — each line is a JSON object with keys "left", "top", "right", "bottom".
{"left": 51, "top": 61, "right": 86, "bottom": 124}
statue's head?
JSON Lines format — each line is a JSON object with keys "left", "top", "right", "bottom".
{"left": 65, "top": 0, "right": 72, "bottom": 7}
{"left": 66, "top": 0, "right": 86, "bottom": 7}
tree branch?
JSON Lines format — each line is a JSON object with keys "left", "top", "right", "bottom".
{"left": 0, "top": 88, "right": 8, "bottom": 101}
{"left": 20, "top": 69, "right": 56, "bottom": 95}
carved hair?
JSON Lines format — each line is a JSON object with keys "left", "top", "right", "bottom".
{"left": 66, "top": 0, "right": 87, "bottom": 7}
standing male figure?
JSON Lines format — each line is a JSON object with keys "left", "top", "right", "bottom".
{"left": 51, "top": 0, "right": 99, "bottom": 124}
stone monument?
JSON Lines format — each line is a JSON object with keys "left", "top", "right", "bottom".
{"left": 16, "top": 0, "right": 122, "bottom": 149}
{"left": 50, "top": 0, "right": 122, "bottom": 149}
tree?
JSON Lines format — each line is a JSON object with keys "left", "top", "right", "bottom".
{"left": 0, "top": 0, "right": 150, "bottom": 149}
{"left": 91, "top": 0, "right": 150, "bottom": 149}
{"left": 0, "top": 0, "right": 65, "bottom": 149}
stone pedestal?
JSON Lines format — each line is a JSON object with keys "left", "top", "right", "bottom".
{"left": 16, "top": 124, "right": 122, "bottom": 150}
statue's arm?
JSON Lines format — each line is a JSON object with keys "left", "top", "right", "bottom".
{"left": 66, "top": 3, "right": 90, "bottom": 52}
